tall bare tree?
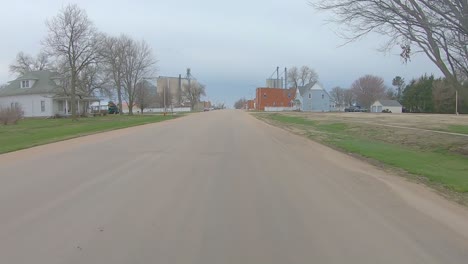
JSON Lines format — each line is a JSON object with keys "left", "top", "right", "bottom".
{"left": 329, "top": 86, "right": 347, "bottom": 109}
{"left": 287, "top": 66, "right": 300, "bottom": 88}
{"left": 311, "top": 0, "right": 468, "bottom": 85}
{"left": 299, "top": 66, "right": 318, "bottom": 86}
{"left": 101, "top": 35, "right": 128, "bottom": 115}
{"left": 351, "top": 75, "right": 386, "bottom": 108}
{"left": 9, "top": 52, "right": 52, "bottom": 75}
{"left": 121, "top": 38, "right": 157, "bottom": 115}
{"left": 43, "top": 4, "right": 101, "bottom": 120}
{"left": 182, "top": 82, "right": 206, "bottom": 110}
{"left": 76, "top": 63, "right": 110, "bottom": 97}
{"left": 288, "top": 65, "right": 318, "bottom": 88}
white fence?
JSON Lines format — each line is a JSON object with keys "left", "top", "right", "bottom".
{"left": 264, "top": 107, "right": 297, "bottom": 112}
{"left": 123, "top": 107, "right": 191, "bottom": 114}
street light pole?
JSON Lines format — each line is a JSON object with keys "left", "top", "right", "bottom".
{"left": 165, "top": 77, "right": 168, "bottom": 114}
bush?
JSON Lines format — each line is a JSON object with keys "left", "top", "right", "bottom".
{"left": 0, "top": 105, "right": 24, "bottom": 125}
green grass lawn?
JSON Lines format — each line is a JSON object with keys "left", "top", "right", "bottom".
{"left": 0, "top": 114, "right": 178, "bottom": 154}
{"left": 257, "top": 113, "right": 468, "bottom": 193}
{"left": 447, "top": 125, "right": 468, "bottom": 135}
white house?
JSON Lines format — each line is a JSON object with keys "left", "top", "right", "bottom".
{"left": 0, "top": 71, "right": 99, "bottom": 117}
{"left": 371, "top": 100, "right": 403, "bottom": 113}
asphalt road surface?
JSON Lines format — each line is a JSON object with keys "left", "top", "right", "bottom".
{"left": 1, "top": 110, "right": 468, "bottom": 264}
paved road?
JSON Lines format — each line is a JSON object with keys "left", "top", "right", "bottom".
{"left": 1, "top": 110, "right": 468, "bottom": 264}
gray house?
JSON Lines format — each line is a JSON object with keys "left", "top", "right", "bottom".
{"left": 0, "top": 70, "right": 99, "bottom": 117}
{"left": 294, "top": 83, "right": 332, "bottom": 112}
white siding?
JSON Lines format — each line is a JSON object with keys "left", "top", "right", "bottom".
{"left": 0, "top": 94, "right": 54, "bottom": 117}
{"left": 385, "top": 106, "right": 402, "bottom": 114}
{"left": 371, "top": 101, "right": 402, "bottom": 113}
{"left": 264, "top": 107, "right": 296, "bottom": 112}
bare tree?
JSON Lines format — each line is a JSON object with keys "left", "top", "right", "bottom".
{"left": 43, "top": 4, "right": 101, "bottom": 120}
{"left": 329, "top": 86, "right": 347, "bottom": 109}
{"left": 311, "top": 0, "right": 468, "bottom": 85}
{"left": 288, "top": 65, "right": 318, "bottom": 88}
{"left": 351, "top": 75, "right": 386, "bottom": 108}
{"left": 343, "top": 88, "right": 355, "bottom": 107}
{"left": 9, "top": 52, "right": 52, "bottom": 75}
{"left": 182, "top": 82, "right": 206, "bottom": 110}
{"left": 76, "top": 63, "right": 110, "bottom": 97}
{"left": 299, "top": 66, "right": 318, "bottom": 86}
{"left": 121, "top": 38, "right": 157, "bottom": 115}
{"left": 287, "top": 66, "right": 300, "bottom": 88}
{"left": 101, "top": 35, "right": 128, "bottom": 115}
{"left": 234, "top": 98, "right": 248, "bottom": 109}
{"left": 134, "top": 82, "right": 155, "bottom": 113}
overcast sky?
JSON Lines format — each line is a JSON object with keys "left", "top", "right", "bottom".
{"left": 0, "top": 0, "right": 441, "bottom": 106}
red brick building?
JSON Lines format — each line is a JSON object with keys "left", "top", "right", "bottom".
{"left": 255, "top": 88, "right": 296, "bottom": 110}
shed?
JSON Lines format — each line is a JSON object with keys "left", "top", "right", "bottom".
{"left": 371, "top": 100, "right": 402, "bottom": 113}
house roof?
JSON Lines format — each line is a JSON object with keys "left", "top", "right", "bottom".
{"left": 297, "top": 82, "right": 326, "bottom": 97}
{"left": 0, "top": 70, "right": 63, "bottom": 97}
{"left": 377, "top": 100, "right": 402, "bottom": 107}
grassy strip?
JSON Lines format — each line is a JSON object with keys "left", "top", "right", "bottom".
{"left": 0, "top": 114, "right": 178, "bottom": 154}
{"left": 258, "top": 113, "right": 468, "bottom": 193}
{"left": 447, "top": 125, "right": 468, "bottom": 135}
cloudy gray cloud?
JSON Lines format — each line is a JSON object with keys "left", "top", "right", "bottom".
{"left": 0, "top": 0, "right": 441, "bottom": 106}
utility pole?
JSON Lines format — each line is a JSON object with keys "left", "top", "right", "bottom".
{"left": 285, "top": 67, "right": 287, "bottom": 89}
{"left": 164, "top": 77, "right": 168, "bottom": 114}
{"left": 276, "top": 66, "right": 280, "bottom": 88}
{"left": 456, "top": 90, "right": 459, "bottom": 115}
{"left": 178, "top": 74, "right": 182, "bottom": 106}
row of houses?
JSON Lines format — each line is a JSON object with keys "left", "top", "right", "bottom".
{"left": 244, "top": 80, "right": 403, "bottom": 113}
{"left": 246, "top": 82, "right": 333, "bottom": 112}
{"left": 0, "top": 70, "right": 210, "bottom": 117}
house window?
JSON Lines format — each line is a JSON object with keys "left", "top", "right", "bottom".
{"left": 322, "top": 94, "right": 324, "bottom": 99}
{"left": 21, "top": 80, "right": 30, "bottom": 88}
{"left": 308, "top": 93, "right": 311, "bottom": 99}
{"left": 288, "top": 93, "right": 291, "bottom": 98}
{"left": 263, "top": 93, "right": 267, "bottom": 98}
{"left": 41, "top": 101, "right": 45, "bottom": 112}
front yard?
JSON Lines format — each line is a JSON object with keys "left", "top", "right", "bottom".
{"left": 254, "top": 112, "right": 468, "bottom": 204}
{"left": 0, "top": 114, "right": 179, "bottom": 154}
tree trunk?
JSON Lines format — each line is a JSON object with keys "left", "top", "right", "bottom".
{"left": 128, "top": 99, "right": 133, "bottom": 115}
{"left": 71, "top": 71, "right": 77, "bottom": 120}
{"left": 117, "top": 81, "right": 123, "bottom": 116}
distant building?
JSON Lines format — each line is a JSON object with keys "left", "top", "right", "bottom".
{"left": 157, "top": 76, "right": 198, "bottom": 106}
{"left": 371, "top": 100, "right": 402, "bottom": 113}
{"left": 294, "top": 83, "right": 332, "bottom": 112}
{"left": 255, "top": 88, "right": 296, "bottom": 111}
{"left": 0, "top": 70, "right": 99, "bottom": 117}
{"left": 266, "top": 78, "right": 284, "bottom": 88}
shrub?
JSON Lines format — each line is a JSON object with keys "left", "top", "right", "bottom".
{"left": 0, "top": 105, "right": 24, "bottom": 125}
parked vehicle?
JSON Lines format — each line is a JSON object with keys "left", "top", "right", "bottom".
{"left": 345, "top": 106, "right": 360, "bottom": 112}
{"left": 108, "top": 101, "right": 120, "bottom": 114}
